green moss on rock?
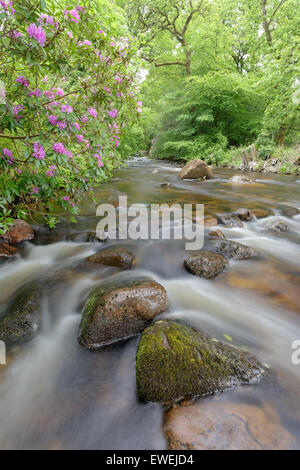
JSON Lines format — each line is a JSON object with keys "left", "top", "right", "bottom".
{"left": 136, "top": 321, "right": 267, "bottom": 403}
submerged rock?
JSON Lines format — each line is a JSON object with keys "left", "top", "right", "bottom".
{"left": 234, "top": 208, "right": 254, "bottom": 221}
{"left": 136, "top": 321, "right": 267, "bottom": 403}
{"left": 264, "top": 218, "right": 290, "bottom": 233}
{"left": 164, "top": 397, "right": 294, "bottom": 450}
{"left": 217, "top": 214, "right": 243, "bottom": 228}
{"left": 0, "top": 219, "right": 34, "bottom": 244}
{"left": 211, "top": 239, "right": 258, "bottom": 259}
{"left": 208, "top": 229, "right": 226, "bottom": 240}
{"left": 178, "top": 159, "right": 213, "bottom": 180}
{"left": 184, "top": 251, "right": 228, "bottom": 279}
{"left": 229, "top": 175, "right": 255, "bottom": 184}
{"left": 252, "top": 208, "right": 274, "bottom": 219}
{"left": 85, "top": 246, "right": 133, "bottom": 269}
{"left": 0, "top": 283, "right": 41, "bottom": 343}
{"left": 0, "top": 243, "right": 18, "bottom": 262}
{"left": 160, "top": 182, "right": 173, "bottom": 188}
{"left": 78, "top": 277, "right": 168, "bottom": 349}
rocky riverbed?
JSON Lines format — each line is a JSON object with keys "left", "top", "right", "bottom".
{"left": 0, "top": 157, "right": 299, "bottom": 450}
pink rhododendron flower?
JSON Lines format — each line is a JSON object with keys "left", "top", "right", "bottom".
{"left": 48, "top": 114, "right": 58, "bottom": 125}
{"left": 33, "top": 142, "right": 45, "bottom": 160}
{"left": 55, "top": 88, "right": 64, "bottom": 97}
{"left": 64, "top": 8, "right": 80, "bottom": 23}
{"left": 16, "top": 76, "right": 29, "bottom": 87}
{"left": 61, "top": 104, "right": 73, "bottom": 113}
{"left": 53, "top": 142, "right": 65, "bottom": 154}
{"left": 108, "top": 108, "right": 118, "bottom": 118}
{"left": 88, "top": 107, "right": 97, "bottom": 119}
{"left": 63, "top": 196, "right": 70, "bottom": 201}
{"left": 27, "top": 23, "right": 46, "bottom": 46}
{"left": 29, "top": 88, "right": 41, "bottom": 97}
{"left": 57, "top": 120, "right": 67, "bottom": 130}
{"left": 76, "top": 135, "right": 84, "bottom": 142}
{"left": 46, "top": 165, "right": 57, "bottom": 177}
{"left": 2, "top": 148, "right": 13, "bottom": 159}
{"left": 73, "top": 122, "right": 80, "bottom": 130}
{"left": 81, "top": 116, "right": 88, "bottom": 123}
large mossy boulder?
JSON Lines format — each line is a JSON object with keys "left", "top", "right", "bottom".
{"left": 78, "top": 277, "right": 168, "bottom": 350}
{"left": 178, "top": 159, "right": 213, "bottom": 180}
{"left": 184, "top": 251, "right": 228, "bottom": 278}
{"left": 0, "top": 283, "right": 41, "bottom": 344}
{"left": 136, "top": 321, "right": 267, "bottom": 403}
{"left": 85, "top": 246, "right": 133, "bottom": 269}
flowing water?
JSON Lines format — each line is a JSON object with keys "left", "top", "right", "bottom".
{"left": 0, "top": 157, "right": 299, "bottom": 449}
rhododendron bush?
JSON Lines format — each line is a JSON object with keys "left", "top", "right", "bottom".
{"left": 0, "top": 0, "right": 141, "bottom": 228}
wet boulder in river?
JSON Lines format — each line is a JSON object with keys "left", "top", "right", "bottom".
{"left": 0, "top": 219, "right": 34, "bottom": 244}
{"left": 264, "top": 218, "right": 290, "bottom": 233}
{"left": 211, "top": 239, "right": 258, "bottom": 259}
{"left": 0, "top": 243, "right": 18, "bottom": 263}
{"left": 78, "top": 277, "right": 168, "bottom": 350}
{"left": 184, "top": 251, "right": 228, "bottom": 279}
{"left": 85, "top": 246, "right": 133, "bottom": 269}
{"left": 217, "top": 214, "right": 243, "bottom": 228}
{"left": 178, "top": 159, "right": 213, "bottom": 180}
{"left": 136, "top": 321, "right": 268, "bottom": 403}
{"left": 208, "top": 229, "right": 226, "bottom": 240}
{"left": 0, "top": 283, "right": 41, "bottom": 344}
{"left": 229, "top": 175, "right": 255, "bottom": 184}
{"left": 234, "top": 208, "right": 254, "bottom": 221}
{"left": 252, "top": 208, "right": 274, "bottom": 219}
{"left": 164, "top": 396, "right": 294, "bottom": 450}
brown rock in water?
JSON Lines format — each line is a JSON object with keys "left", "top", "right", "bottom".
{"left": 85, "top": 246, "right": 133, "bottom": 269}
{"left": 0, "top": 219, "right": 34, "bottom": 244}
{"left": 229, "top": 175, "right": 255, "bottom": 184}
{"left": 164, "top": 397, "right": 294, "bottom": 450}
{"left": 264, "top": 218, "right": 290, "bottom": 233}
{"left": 0, "top": 243, "right": 18, "bottom": 262}
{"left": 192, "top": 215, "right": 218, "bottom": 227}
{"left": 252, "top": 208, "right": 274, "bottom": 219}
{"left": 184, "top": 251, "right": 228, "bottom": 279}
{"left": 217, "top": 214, "right": 243, "bottom": 228}
{"left": 211, "top": 239, "right": 257, "bottom": 259}
{"left": 235, "top": 208, "right": 254, "bottom": 221}
{"left": 208, "top": 230, "right": 226, "bottom": 240}
{"left": 204, "top": 216, "right": 218, "bottom": 227}
{"left": 0, "top": 283, "right": 41, "bottom": 344}
{"left": 178, "top": 159, "right": 213, "bottom": 180}
{"left": 78, "top": 277, "right": 168, "bottom": 349}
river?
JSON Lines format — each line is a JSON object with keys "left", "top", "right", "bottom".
{"left": 0, "top": 157, "right": 299, "bottom": 449}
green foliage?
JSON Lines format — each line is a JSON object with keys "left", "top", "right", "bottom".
{"left": 128, "top": 0, "right": 300, "bottom": 164}
{"left": 0, "top": 0, "right": 141, "bottom": 229}
{"left": 150, "top": 72, "right": 264, "bottom": 161}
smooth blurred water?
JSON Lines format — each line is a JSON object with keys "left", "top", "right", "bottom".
{"left": 0, "top": 158, "right": 299, "bottom": 449}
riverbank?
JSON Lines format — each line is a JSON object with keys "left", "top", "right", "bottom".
{"left": 147, "top": 144, "right": 300, "bottom": 175}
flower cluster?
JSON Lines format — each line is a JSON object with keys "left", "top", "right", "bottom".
{"left": 27, "top": 23, "right": 46, "bottom": 46}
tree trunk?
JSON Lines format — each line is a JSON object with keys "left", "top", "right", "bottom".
{"left": 261, "top": 0, "right": 272, "bottom": 44}
{"left": 278, "top": 126, "right": 286, "bottom": 146}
